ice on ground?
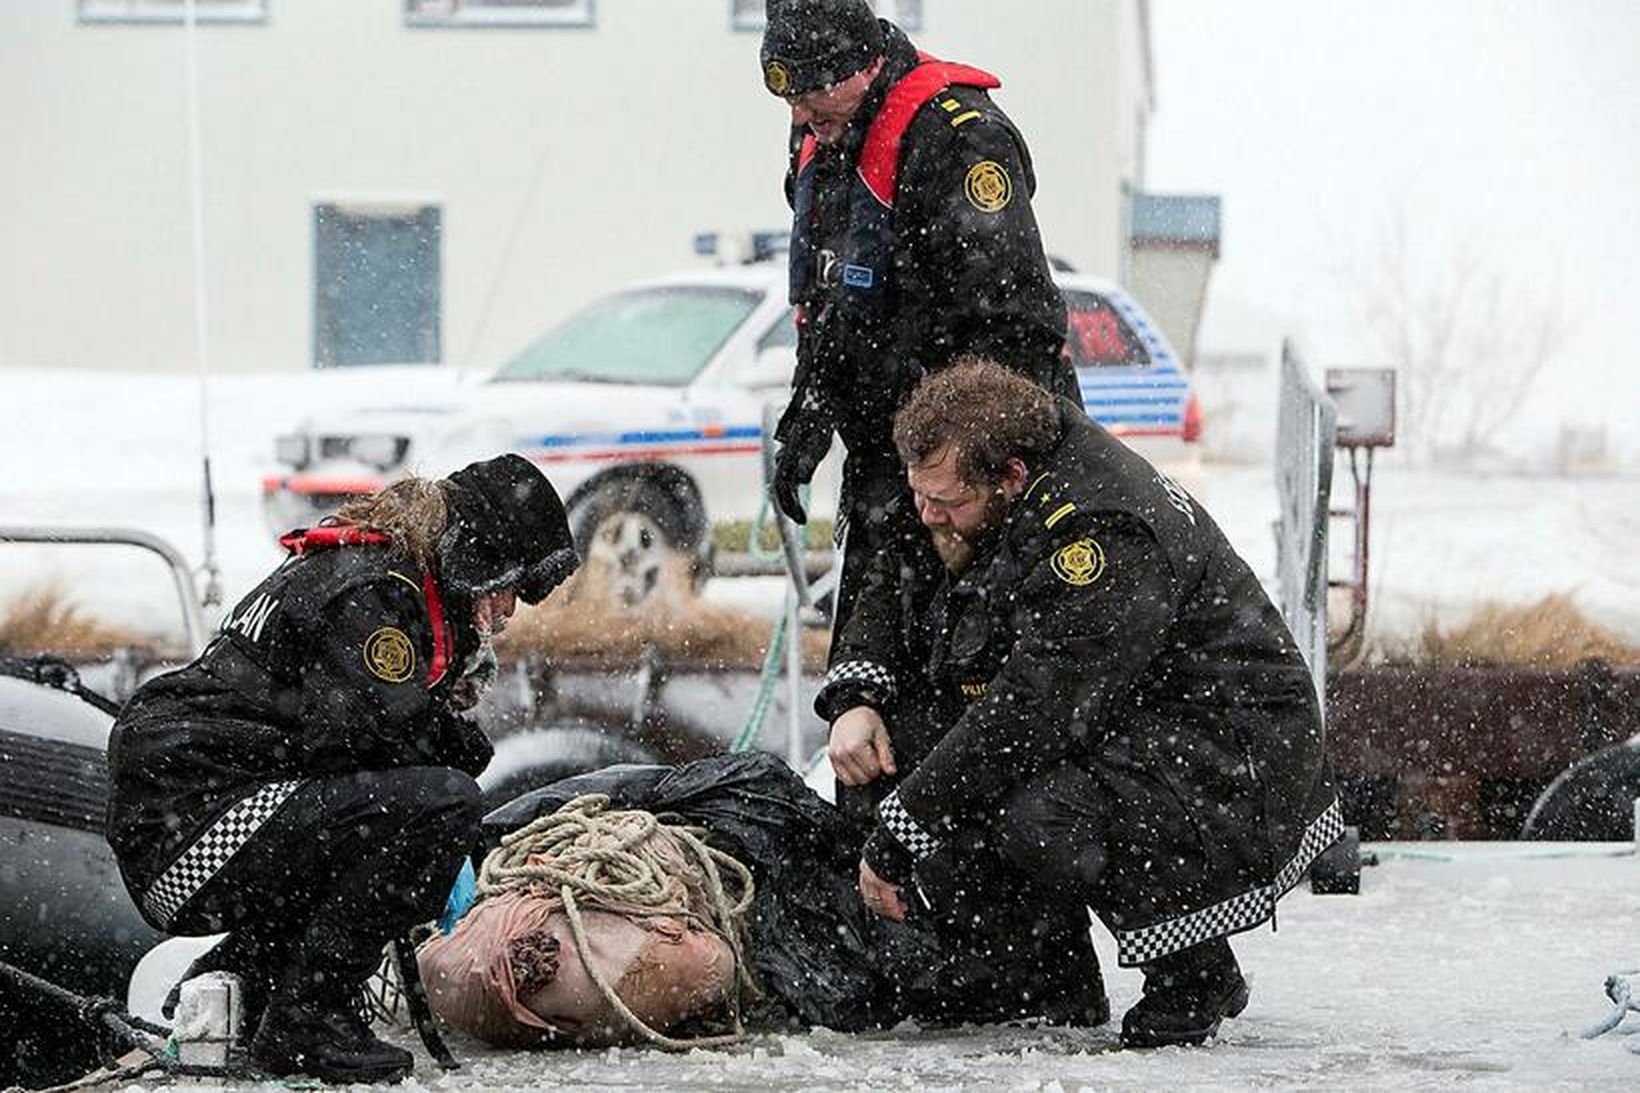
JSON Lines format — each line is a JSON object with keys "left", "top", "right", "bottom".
{"left": 114, "top": 845, "right": 1639, "bottom": 1090}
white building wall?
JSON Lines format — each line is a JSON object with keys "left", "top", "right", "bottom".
{"left": 0, "top": 0, "right": 1151, "bottom": 374}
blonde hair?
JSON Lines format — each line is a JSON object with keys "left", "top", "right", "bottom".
{"left": 330, "top": 476, "right": 449, "bottom": 573}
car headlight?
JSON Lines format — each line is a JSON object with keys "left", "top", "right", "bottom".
{"left": 348, "top": 434, "right": 409, "bottom": 470}
{"left": 274, "top": 433, "right": 310, "bottom": 468}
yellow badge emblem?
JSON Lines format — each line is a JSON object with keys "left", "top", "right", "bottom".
{"left": 364, "top": 626, "right": 415, "bottom": 683}
{"left": 764, "top": 60, "right": 792, "bottom": 96}
{"left": 1051, "top": 538, "right": 1106, "bottom": 587}
{"left": 964, "top": 160, "right": 1013, "bottom": 212}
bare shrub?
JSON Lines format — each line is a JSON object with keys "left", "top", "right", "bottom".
{"left": 497, "top": 552, "right": 828, "bottom": 672}
{"left": 1410, "top": 593, "right": 1639, "bottom": 668}
{"left": 0, "top": 584, "right": 160, "bottom": 660}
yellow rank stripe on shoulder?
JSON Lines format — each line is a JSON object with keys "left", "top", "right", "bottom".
{"left": 1044, "top": 502, "right": 1077, "bottom": 529}
{"left": 950, "top": 110, "right": 982, "bottom": 128}
{"left": 939, "top": 97, "right": 960, "bottom": 112}
{"left": 387, "top": 570, "right": 422, "bottom": 596}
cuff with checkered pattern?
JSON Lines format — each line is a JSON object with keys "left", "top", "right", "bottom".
{"left": 878, "top": 789, "right": 942, "bottom": 862}
{"left": 814, "top": 659, "right": 896, "bottom": 722}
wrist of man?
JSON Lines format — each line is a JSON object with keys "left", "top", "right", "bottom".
{"left": 862, "top": 825, "right": 916, "bottom": 889}
{"left": 815, "top": 660, "right": 896, "bottom": 723}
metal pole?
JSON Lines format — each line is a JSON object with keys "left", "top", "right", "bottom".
{"left": 784, "top": 586, "right": 804, "bottom": 770}
{"left": 0, "top": 526, "right": 208, "bottom": 653}
{"left": 182, "top": 0, "right": 222, "bottom": 609}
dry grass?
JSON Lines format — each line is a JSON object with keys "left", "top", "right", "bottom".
{"left": 497, "top": 552, "right": 829, "bottom": 672}
{"left": 1409, "top": 593, "right": 1640, "bottom": 668}
{"left": 0, "top": 583, "right": 161, "bottom": 660}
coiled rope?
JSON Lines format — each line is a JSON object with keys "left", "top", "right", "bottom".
{"left": 476, "top": 794, "right": 759, "bottom": 1051}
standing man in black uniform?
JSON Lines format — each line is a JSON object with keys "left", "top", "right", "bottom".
{"left": 759, "top": 0, "right": 1080, "bottom": 639}
{"left": 106, "top": 454, "right": 578, "bottom": 1083}
{"left": 821, "top": 362, "right": 1341, "bottom": 1047}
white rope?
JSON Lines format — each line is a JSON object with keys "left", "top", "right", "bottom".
{"left": 477, "top": 794, "right": 760, "bottom": 1050}
{"left": 1581, "top": 968, "right": 1640, "bottom": 1051}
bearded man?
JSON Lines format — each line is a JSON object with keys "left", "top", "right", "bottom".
{"left": 815, "top": 361, "right": 1341, "bottom": 1047}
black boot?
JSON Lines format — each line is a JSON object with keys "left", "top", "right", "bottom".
{"left": 1032, "top": 975, "right": 1112, "bottom": 1028}
{"left": 1120, "top": 938, "right": 1249, "bottom": 1048}
{"left": 249, "top": 989, "right": 412, "bottom": 1084}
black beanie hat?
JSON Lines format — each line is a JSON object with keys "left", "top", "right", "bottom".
{"left": 761, "top": 0, "right": 886, "bottom": 97}
{"left": 439, "top": 454, "right": 579, "bottom": 605}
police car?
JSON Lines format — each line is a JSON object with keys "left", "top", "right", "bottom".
{"left": 262, "top": 261, "right": 1199, "bottom": 581}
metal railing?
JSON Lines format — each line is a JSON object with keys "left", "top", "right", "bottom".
{"left": 1273, "top": 342, "right": 1337, "bottom": 707}
{"left": 735, "top": 403, "right": 837, "bottom": 770}
{"left": 0, "top": 526, "right": 209, "bottom": 654}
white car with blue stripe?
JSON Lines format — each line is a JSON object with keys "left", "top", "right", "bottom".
{"left": 263, "top": 262, "right": 1198, "bottom": 578}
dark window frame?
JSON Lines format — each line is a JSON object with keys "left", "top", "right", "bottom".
{"left": 732, "top": 0, "right": 921, "bottom": 33}
{"left": 405, "top": 0, "right": 595, "bottom": 30}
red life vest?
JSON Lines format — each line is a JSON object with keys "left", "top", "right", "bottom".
{"left": 279, "top": 526, "right": 452, "bottom": 687}
{"left": 788, "top": 55, "right": 1001, "bottom": 312}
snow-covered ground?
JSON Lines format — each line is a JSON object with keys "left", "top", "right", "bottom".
{"left": 432, "top": 846, "right": 1640, "bottom": 1090}
{"left": 7, "top": 370, "right": 1640, "bottom": 1087}
{"left": 123, "top": 843, "right": 1640, "bottom": 1090}
{"left": 3, "top": 368, "right": 1637, "bottom": 650}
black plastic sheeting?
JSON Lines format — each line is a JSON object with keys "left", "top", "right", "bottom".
{"left": 1522, "top": 737, "right": 1640, "bottom": 841}
{"left": 480, "top": 752, "right": 1096, "bottom": 1032}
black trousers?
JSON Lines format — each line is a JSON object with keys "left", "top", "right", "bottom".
{"left": 167, "top": 767, "right": 481, "bottom": 1004}
{"left": 903, "top": 762, "right": 1114, "bottom": 1013}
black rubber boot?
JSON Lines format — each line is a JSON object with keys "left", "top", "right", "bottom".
{"left": 1032, "top": 975, "right": 1112, "bottom": 1028}
{"left": 249, "top": 991, "right": 412, "bottom": 1084}
{"left": 1120, "top": 937, "right": 1250, "bottom": 1048}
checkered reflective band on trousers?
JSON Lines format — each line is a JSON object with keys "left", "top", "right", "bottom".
{"left": 141, "top": 779, "right": 305, "bottom": 929}
{"left": 1113, "top": 797, "right": 1345, "bottom": 967}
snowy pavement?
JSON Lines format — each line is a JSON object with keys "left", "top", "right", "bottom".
{"left": 133, "top": 843, "right": 1631, "bottom": 1091}
{"left": 6, "top": 371, "right": 1639, "bottom": 1087}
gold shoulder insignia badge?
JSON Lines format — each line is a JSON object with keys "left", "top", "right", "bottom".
{"left": 963, "top": 160, "right": 1012, "bottom": 212}
{"left": 764, "top": 60, "right": 792, "bottom": 96}
{"left": 364, "top": 626, "right": 415, "bottom": 683}
{"left": 1050, "top": 538, "right": 1106, "bottom": 587}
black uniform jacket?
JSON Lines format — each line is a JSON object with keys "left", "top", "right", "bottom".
{"left": 106, "top": 539, "right": 492, "bottom": 889}
{"left": 820, "top": 401, "right": 1342, "bottom": 966}
{"left": 783, "top": 22, "right": 1077, "bottom": 488}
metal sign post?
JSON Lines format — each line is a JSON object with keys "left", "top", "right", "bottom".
{"left": 1324, "top": 368, "right": 1397, "bottom": 665}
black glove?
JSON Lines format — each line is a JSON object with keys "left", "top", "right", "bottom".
{"left": 862, "top": 823, "right": 916, "bottom": 889}
{"left": 432, "top": 712, "right": 494, "bottom": 778}
{"left": 448, "top": 641, "right": 499, "bottom": 712}
{"left": 771, "top": 418, "right": 831, "bottom": 525}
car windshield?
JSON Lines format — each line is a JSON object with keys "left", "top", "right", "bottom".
{"left": 490, "top": 286, "right": 761, "bottom": 385}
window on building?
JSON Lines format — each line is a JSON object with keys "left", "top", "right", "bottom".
{"left": 733, "top": 0, "right": 921, "bottom": 33}
{"left": 405, "top": 0, "right": 594, "bottom": 28}
{"left": 78, "top": 0, "right": 268, "bottom": 24}
{"left": 313, "top": 203, "right": 442, "bottom": 368}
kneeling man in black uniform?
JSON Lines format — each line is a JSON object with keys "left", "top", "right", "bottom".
{"left": 107, "top": 454, "right": 578, "bottom": 1082}
{"left": 819, "top": 361, "right": 1341, "bottom": 1047}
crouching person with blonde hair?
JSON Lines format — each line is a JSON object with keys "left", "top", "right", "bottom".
{"left": 106, "top": 454, "right": 578, "bottom": 1083}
